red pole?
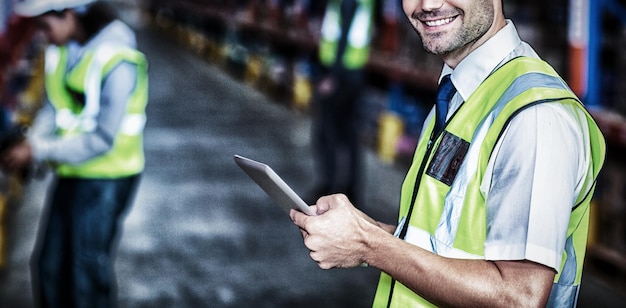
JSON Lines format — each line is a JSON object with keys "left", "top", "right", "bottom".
{"left": 567, "top": 0, "right": 589, "bottom": 98}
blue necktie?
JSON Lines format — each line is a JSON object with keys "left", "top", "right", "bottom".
{"left": 434, "top": 75, "right": 455, "bottom": 135}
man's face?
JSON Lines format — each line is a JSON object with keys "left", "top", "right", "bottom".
{"left": 36, "top": 12, "right": 75, "bottom": 46}
{"left": 402, "top": 0, "right": 496, "bottom": 56}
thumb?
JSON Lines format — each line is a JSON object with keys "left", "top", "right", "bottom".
{"left": 290, "top": 208, "right": 309, "bottom": 229}
{"left": 315, "top": 200, "right": 331, "bottom": 215}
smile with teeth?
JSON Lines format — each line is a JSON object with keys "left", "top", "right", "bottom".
{"left": 424, "top": 17, "right": 456, "bottom": 27}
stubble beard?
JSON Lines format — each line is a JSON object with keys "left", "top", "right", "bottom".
{"left": 417, "top": 5, "right": 494, "bottom": 57}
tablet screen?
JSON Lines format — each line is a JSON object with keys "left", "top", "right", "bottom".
{"left": 234, "top": 155, "right": 316, "bottom": 216}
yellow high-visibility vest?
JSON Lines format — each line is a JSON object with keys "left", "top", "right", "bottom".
{"left": 319, "top": 0, "right": 373, "bottom": 69}
{"left": 373, "top": 57, "right": 606, "bottom": 307}
{"left": 45, "top": 43, "right": 149, "bottom": 178}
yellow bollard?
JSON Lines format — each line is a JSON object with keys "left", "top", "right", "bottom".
{"left": 292, "top": 73, "right": 312, "bottom": 111}
{"left": 244, "top": 54, "right": 264, "bottom": 87}
{"left": 378, "top": 112, "right": 404, "bottom": 164}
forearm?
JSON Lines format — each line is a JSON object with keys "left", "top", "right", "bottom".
{"left": 374, "top": 221, "right": 396, "bottom": 234}
{"left": 31, "top": 131, "right": 112, "bottom": 164}
{"left": 362, "top": 227, "right": 553, "bottom": 307}
{"left": 293, "top": 195, "right": 552, "bottom": 307}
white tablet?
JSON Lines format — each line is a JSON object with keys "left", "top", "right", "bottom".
{"left": 234, "top": 155, "right": 316, "bottom": 216}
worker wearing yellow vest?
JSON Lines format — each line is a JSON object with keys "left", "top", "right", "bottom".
{"left": 309, "top": 0, "right": 374, "bottom": 205}
{"left": 2, "top": 1, "right": 148, "bottom": 307}
{"left": 292, "top": 0, "right": 606, "bottom": 307}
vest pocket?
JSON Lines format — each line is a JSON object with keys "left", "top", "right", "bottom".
{"left": 426, "top": 131, "right": 470, "bottom": 186}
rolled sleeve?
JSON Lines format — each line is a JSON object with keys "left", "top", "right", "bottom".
{"left": 482, "top": 103, "right": 586, "bottom": 272}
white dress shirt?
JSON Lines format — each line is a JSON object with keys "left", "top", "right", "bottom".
{"left": 429, "top": 21, "right": 594, "bottom": 272}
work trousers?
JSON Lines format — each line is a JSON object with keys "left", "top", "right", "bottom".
{"left": 32, "top": 175, "right": 140, "bottom": 308}
{"left": 312, "top": 72, "right": 364, "bottom": 204}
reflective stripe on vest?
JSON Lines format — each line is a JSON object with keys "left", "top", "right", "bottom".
{"left": 373, "top": 57, "right": 605, "bottom": 307}
{"left": 44, "top": 43, "right": 149, "bottom": 178}
{"left": 319, "top": 0, "right": 373, "bottom": 69}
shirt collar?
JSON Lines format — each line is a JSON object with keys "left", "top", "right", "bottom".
{"left": 441, "top": 20, "right": 522, "bottom": 102}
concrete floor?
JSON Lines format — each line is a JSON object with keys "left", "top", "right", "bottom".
{"left": 1, "top": 16, "right": 625, "bottom": 308}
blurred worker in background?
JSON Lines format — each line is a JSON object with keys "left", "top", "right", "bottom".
{"left": 2, "top": 0, "right": 149, "bottom": 307}
{"left": 309, "top": 0, "right": 374, "bottom": 205}
{"left": 292, "top": 0, "right": 605, "bottom": 306}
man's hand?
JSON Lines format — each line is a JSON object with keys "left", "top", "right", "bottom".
{"left": 290, "top": 195, "right": 555, "bottom": 306}
{"left": 1, "top": 140, "right": 33, "bottom": 171}
{"left": 317, "top": 77, "right": 336, "bottom": 96}
{"left": 290, "top": 194, "right": 387, "bottom": 269}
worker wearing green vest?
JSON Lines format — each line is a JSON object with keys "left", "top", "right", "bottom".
{"left": 309, "top": 0, "right": 374, "bottom": 205}
{"left": 2, "top": 1, "right": 148, "bottom": 307}
{"left": 292, "top": 0, "right": 606, "bottom": 307}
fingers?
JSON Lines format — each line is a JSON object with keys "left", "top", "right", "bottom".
{"left": 0, "top": 141, "right": 31, "bottom": 171}
{"left": 315, "top": 193, "right": 350, "bottom": 214}
{"left": 292, "top": 193, "right": 353, "bottom": 231}
{"left": 1, "top": 153, "right": 17, "bottom": 171}
{"left": 291, "top": 194, "right": 362, "bottom": 269}
{"left": 309, "top": 251, "right": 332, "bottom": 270}
{"left": 2, "top": 154, "right": 21, "bottom": 171}
{"left": 299, "top": 228, "right": 308, "bottom": 239}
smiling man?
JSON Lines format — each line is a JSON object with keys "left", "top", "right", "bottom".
{"left": 291, "top": 0, "right": 606, "bottom": 307}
